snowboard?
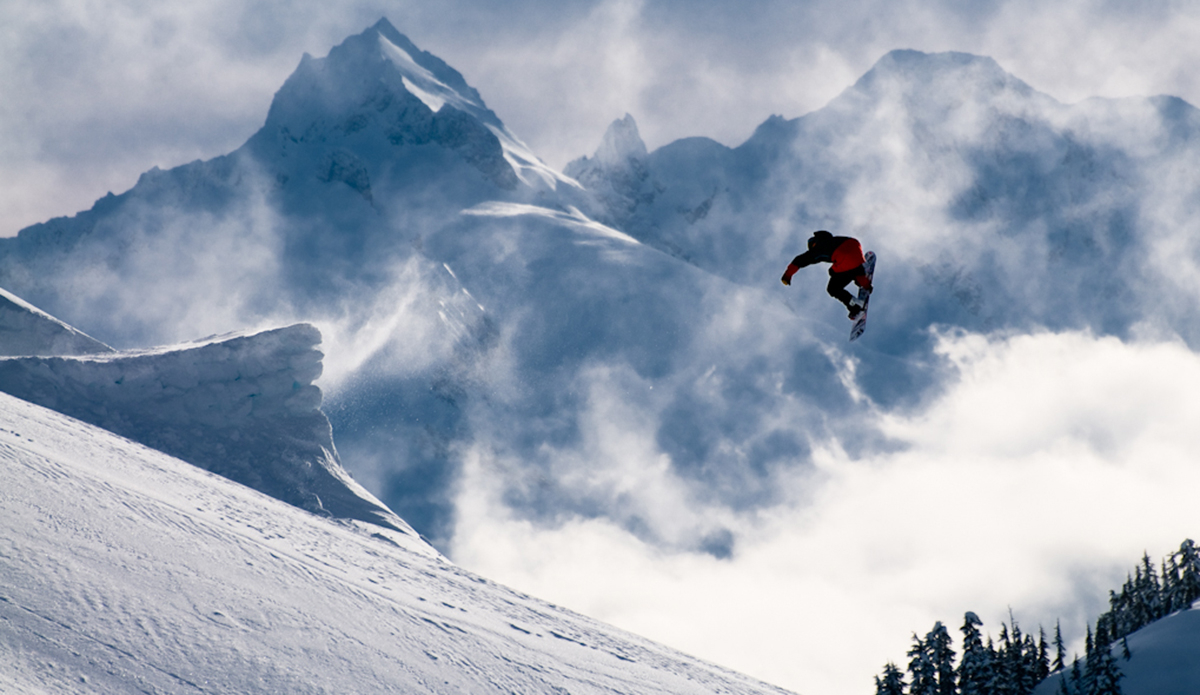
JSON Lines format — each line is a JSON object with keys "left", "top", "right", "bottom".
{"left": 849, "top": 251, "right": 875, "bottom": 342}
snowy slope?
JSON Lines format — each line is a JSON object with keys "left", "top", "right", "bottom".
{"left": 0, "top": 391, "right": 793, "bottom": 695}
{"left": 1032, "top": 605, "right": 1200, "bottom": 695}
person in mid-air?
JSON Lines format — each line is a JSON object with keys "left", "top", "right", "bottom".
{"left": 781, "top": 230, "right": 872, "bottom": 319}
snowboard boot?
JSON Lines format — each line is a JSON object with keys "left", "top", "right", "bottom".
{"left": 846, "top": 299, "right": 864, "bottom": 320}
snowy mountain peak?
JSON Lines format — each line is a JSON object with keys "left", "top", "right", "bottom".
{"left": 369, "top": 19, "right": 496, "bottom": 127}
{"left": 248, "top": 17, "right": 572, "bottom": 194}
{"left": 593, "top": 113, "right": 649, "bottom": 168}
{"left": 370, "top": 19, "right": 490, "bottom": 113}
{"left": 848, "top": 48, "right": 1041, "bottom": 105}
{"left": 563, "top": 114, "right": 656, "bottom": 225}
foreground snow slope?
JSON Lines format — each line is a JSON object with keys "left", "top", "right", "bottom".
{"left": 0, "top": 391, "right": 794, "bottom": 695}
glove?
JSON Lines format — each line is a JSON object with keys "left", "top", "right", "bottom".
{"left": 781, "top": 263, "right": 800, "bottom": 286}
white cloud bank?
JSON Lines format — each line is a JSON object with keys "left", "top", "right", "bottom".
{"left": 453, "top": 328, "right": 1200, "bottom": 695}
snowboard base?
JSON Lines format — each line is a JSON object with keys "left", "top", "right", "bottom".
{"left": 849, "top": 251, "right": 875, "bottom": 342}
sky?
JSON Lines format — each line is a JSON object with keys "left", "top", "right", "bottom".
{"left": 6, "top": 2, "right": 1200, "bottom": 695}
{"left": 4, "top": 0, "right": 1200, "bottom": 237}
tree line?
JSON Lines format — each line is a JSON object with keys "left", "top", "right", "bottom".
{"left": 874, "top": 539, "right": 1200, "bottom": 695}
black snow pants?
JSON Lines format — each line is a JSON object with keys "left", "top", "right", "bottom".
{"left": 827, "top": 265, "right": 866, "bottom": 306}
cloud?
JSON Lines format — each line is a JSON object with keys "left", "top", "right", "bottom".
{"left": 452, "top": 328, "right": 1200, "bottom": 695}
{"left": 6, "top": 0, "right": 1200, "bottom": 236}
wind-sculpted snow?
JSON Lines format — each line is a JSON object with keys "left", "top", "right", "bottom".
{"left": 0, "top": 287, "right": 113, "bottom": 357}
{"left": 0, "top": 323, "right": 423, "bottom": 544}
{"left": 0, "top": 391, "right": 795, "bottom": 695}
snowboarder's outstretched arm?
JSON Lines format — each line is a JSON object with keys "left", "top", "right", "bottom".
{"left": 780, "top": 251, "right": 819, "bottom": 285}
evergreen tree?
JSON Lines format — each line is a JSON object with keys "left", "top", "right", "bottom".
{"left": 1068, "top": 657, "right": 1083, "bottom": 694}
{"left": 1162, "top": 556, "right": 1179, "bottom": 613}
{"left": 875, "top": 661, "right": 907, "bottom": 695}
{"left": 1035, "top": 628, "right": 1051, "bottom": 682}
{"left": 1053, "top": 621, "right": 1066, "bottom": 673}
{"left": 1090, "top": 644, "right": 1124, "bottom": 695}
{"left": 1082, "top": 626, "right": 1099, "bottom": 695}
{"left": 1139, "top": 552, "right": 1163, "bottom": 623}
{"left": 1094, "top": 613, "right": 1111, "bottom": 651}
{"left": 987, "top": 627, "right": 1009, "bottom": 695}
{"left": 1013, "top": 631, "right": 1037, "bottom": 694}
{"left": 925, "top": 622, "right": 957, "bottom": 695}
{"left": 1172, "top": 539, "right": 1200, "bottom": 609}
{"left": 985, "top": 632, "right": 1014, "bottom": 695}
{"left": 1006, "top": 622, "right": 1040, "bottom": 695}
{"left": 958, "top": 612, "right": 992, "bottom": 695}
{"left": 908, "top": 633, "right": 938, "bottom": 695}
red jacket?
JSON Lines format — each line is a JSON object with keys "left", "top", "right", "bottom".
{"left": 782, "top": 235, "right": 867, "bottom": 281}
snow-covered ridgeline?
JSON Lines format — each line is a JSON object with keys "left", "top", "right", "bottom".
{"left": 0, "top": 287, "right": 113, "bottom": 357}
{"left": 0, "top": 391, "right": 795, "bottom": 694}
{"left": 0, "top": 322, "right": 425, "bottom": 548}
{"left": 372, "top": 23, "right": 573, "bottom": 192}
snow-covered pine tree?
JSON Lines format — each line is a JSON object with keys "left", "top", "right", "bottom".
{"left": 1053, "top": 621, "right": 1066, "bottom": 673}
{"left": 1162, "top": 555, "right": 1178, "bottom": 613}
{"left": 1068, "top": 657, "right": 1084, "bottom": 694}
{"left": 984, "top": 633, "right": 1013, "bottom": 695}
{"left": 958, "top": 612, "right": 992, "bottom": 695}
{"left": 907, "top": 632, "right": 938, "bottom": 695}
{"left": 1094, "top": 611, "right": 1112, "bottom": 651}
{"left": 1138, "top": 552, "right": 1163, "bottom": 624}
{"left": 1035, "top": 628, "right": 1051, "bottom": 683}
{"left": 875, "top": 662, "right": 906, "bottom": 695}
{"left": 925, "top": 622, "right": 957, "bottom": 695}
{"left": 1171, "top": 539, "right": 1200, "bottom": 610}
{"left": 1089, "top": 643, "right": 1124, "bottom": 695}
{"left": 1081, "top": 626, "right": 1098, "bottom": 695}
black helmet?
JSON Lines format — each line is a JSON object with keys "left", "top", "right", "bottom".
{"left": 808, "top": 230, "right": 832, "bottom": 249}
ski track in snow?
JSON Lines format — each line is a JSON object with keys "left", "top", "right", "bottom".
{"left": 0, "top": 392, "right": 793, "bottom": 694}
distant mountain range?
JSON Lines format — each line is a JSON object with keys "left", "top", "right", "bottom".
{"left": 4, "top": 19, "right": 1200, "bottom": 559}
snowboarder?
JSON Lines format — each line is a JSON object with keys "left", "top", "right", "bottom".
{"left": 780, "top": 230, "right": 873, "bottom": 319}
